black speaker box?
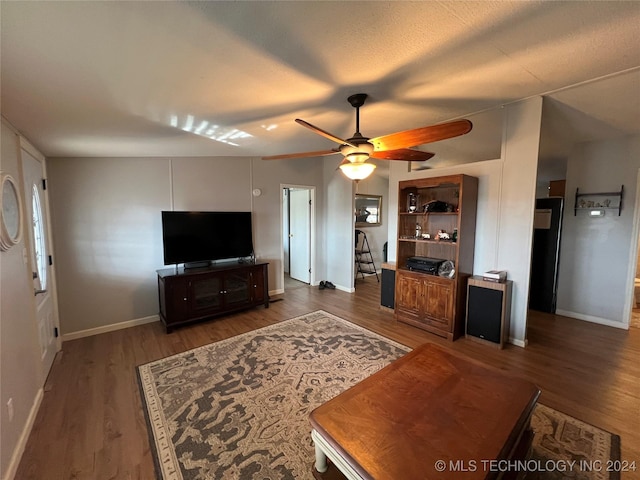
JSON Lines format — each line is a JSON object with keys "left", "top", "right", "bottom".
{"left": 466, "top": 277, "right": 512, "bottom": 348}
{"left": 381, "top": 268, "right": 395, "bottom": 309}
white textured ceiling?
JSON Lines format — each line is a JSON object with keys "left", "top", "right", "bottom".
{"left": 1, "top": 1, "right": 639, "bottom": 170}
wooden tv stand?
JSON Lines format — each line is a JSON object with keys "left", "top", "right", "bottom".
{"left": 157, "top": 261, "right": 269, "bottom": 333}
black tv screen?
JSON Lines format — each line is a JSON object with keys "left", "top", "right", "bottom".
{"left": 161, "top": 211, "right": 254, "bottom": 265}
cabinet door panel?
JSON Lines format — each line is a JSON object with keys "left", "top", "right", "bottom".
{"left": 224, "top": 270, "right": 251, "bottom": 307}
{"left": 189, "top": 276, "right": 223, "bottom": 313}
{"left": 166, "top": 277, "right": 189, "bottom": 323}
{"left": 250, "top": 266, "right": 266, "bottom": 303}
{"left": 396, "top": 273, "right": 423, "bottom": 315}
{"left": 424, "top": 279, "right": 453, "bottom": 327}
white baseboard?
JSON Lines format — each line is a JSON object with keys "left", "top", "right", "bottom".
{"left": 555, "top": 309, "right": 629, "bottom": 330}
{"left": 509, "top": 337, "right": 527, "bottom": 348}
{"left": 3, "top": 388, "right": 43, "bottom": 480}
{"left": 269, "top": 288, "right": 284, "bottom": 296}
{"left": 336, "top": 285, "right": 355, "bottom": 293}
{"left": 61, "top": 314, "right": 160, "bottom": 341}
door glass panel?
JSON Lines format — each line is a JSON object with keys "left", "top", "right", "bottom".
{"left": 225, "top": 272, "right": 249, "bottom": 305}
{"left": 192, "top": 277, "right": 222, "bottom": 310}
{"left": 31, "top": 184, "right": 47, "bottom": 291}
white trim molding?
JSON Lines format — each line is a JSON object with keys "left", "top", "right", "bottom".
{"left": 555, "top": 309, "right": 629, "bottom": 330}
{"left": 3, "top": 388, "right": 43, "bottom": 480}
{"left": 61, "top": 315, "right": 160, "bottom": 341}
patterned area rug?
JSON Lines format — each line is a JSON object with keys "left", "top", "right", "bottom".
{"left": 527, "top": 404, "right": 620, "bottom": 480}
{"left": 138, "top": 310, "right": 621, "bottom": 480}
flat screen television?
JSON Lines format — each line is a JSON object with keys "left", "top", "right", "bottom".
{"left": 161, "top": 211, "right": 254, "bottom": 266}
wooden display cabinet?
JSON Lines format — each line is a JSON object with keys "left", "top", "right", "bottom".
{"left": 395, "top": 174, "right": 478, "bottom": 340}
{"left": 157, "top": 262, "right": 269, "bottom": 333}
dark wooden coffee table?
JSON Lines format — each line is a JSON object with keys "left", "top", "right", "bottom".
{"left": 309, "top": 343, "right": 540, "bottom": 480}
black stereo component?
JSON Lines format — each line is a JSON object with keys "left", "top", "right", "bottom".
{"left": 406, "top": 256, "right": 445, "bottom": 275}
{"left": 423, "top": 200, "right": 450, "bottom": 212}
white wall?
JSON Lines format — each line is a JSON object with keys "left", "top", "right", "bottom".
{"left": 0, "top": 121, "right": 45, "bottom": 480}
{"left": 46, "top": 155, "right": 328, "bottom": 336}
{"left": 47, "top": 157, "right": 172, "bottom": 335}
{"left": 251, "top": 157, "right": 325, "bottom": 290}
{"left": 496, "top": 98, "right": 543, "bottom": 343}
{"left": 323, "top": 157, "right": 356, "bottom": 292}
{"left": 389, "top": 98, "right": 543, "bottom": 346}
{"left": 355, "top": 173, "right": 389, "bottom": 272}
{"left": 556, "top": 135, "right": 640, "bottom": 326}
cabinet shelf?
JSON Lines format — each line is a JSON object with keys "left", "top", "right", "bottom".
{"left": 399, "top": 238, "right": 457, "bottom": 245}
{"left": 398, "top": 212, "right": 458, "bottom": 216}
{"left": 397, "top": 266, "right": 455, "bottom": 279}
{"left": 574, "top": 185, "right": 623, "bottom": 216}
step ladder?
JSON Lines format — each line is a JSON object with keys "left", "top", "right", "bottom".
{"left": 355, "top": 229, "right": 379, "bottom": 283}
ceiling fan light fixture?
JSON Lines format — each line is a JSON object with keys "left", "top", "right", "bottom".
{"left": 339, "top": 161, "right": 376, "bottom": 181}
{"left": 340, "top": 141, "right": 374, "bottom": 160}
{"left": 345, "top": 152, "right": 370, "bottom": 163}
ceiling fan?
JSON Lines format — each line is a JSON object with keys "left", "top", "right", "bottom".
{"left": 262, "top": 93, "right": 473, "bottom": 180}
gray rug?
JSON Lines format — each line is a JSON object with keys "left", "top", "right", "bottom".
{"left": 138, "top": 310, "right": 621, "bottom": 480}
{"left": 138, "top": 310, "right": 410, "bottom": 479}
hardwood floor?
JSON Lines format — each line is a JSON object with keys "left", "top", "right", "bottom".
{"left": 16, "top": 276, "right": 640, "bottom": 479}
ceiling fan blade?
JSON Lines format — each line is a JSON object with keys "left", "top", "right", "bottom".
{"left": 371, "top": 119, "right": 473, "bottom": 151}
{"left": 371, "top": 149, "right": 435, "bottom": 162}
{"left": 295, "top": 119, "right": 358, "bottom": 148}
{"left": 262, "top": 149, "right": 339, "bottom": 160}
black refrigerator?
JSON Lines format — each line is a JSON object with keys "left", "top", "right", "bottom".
{"left": 529, "top": 197, "right": 564, "bottom": 313}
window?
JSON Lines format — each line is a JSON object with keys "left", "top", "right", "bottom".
{"left": 31, "top": 184, "right": 47, "bottom": 291}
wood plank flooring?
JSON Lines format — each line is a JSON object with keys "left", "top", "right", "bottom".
{"left": 15, "top": 276, "right": 640, "bottom": 479}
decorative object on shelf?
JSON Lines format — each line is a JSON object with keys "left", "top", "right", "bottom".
{"left": 415, "top": 223, "right": 422, "bottom": 238}
{"left": 438, "top": 260, "right": 455, "bottom": 278}
{"left": 436, "top": 229, "right": 450, "bottom": 240}
{"left": 574, "top": 185, "right": 623, "bottom": 216}
{"left": 423, "top": 199, "right": 449, "bottom": 213}
{"left": 0, "top": 173, "right": 23, "bottom": 251}
{"left": 408, "top": 193, "right": 419, "bottom": 213}
{"left": 482, "top": 270, "right": 507, "bottom": 283}
{"left": 452, "top": 228, "right": 458, "bottom": 243}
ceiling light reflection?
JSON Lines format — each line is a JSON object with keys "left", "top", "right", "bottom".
{"left": 170, "top": 114, "right": 253, "bottom": 147}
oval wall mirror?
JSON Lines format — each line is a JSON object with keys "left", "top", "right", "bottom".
{"left": 0, "top": 173, "right": 24, "bottom": 251}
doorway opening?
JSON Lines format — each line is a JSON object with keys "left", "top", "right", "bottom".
{"left": 282, "top": 185, "right": 315, "bottom": 291}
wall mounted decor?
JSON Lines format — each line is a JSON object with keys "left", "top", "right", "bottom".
{"left": 355, "top": 194, "right": 382, "bottom": 226}
{"left": 0, "top": 173, "right": 23, "bottom": 251}
{"left": 574, "top": 186, "right": 623, "bottom": 216}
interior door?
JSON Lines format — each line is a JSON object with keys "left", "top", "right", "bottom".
{"left": 289, "top": 188, "right": 311, "bottom": 284}
{"left": 21, "top": 146, "right": 59, "bottom": 379}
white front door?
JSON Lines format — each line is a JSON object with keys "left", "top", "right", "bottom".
{"left": 21, "top": 146, "right": 59, "bottom": 379}
{"left": 289, "top": 188, "right": 311, "bottom": 284}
